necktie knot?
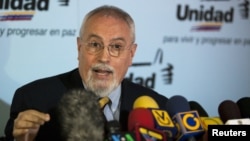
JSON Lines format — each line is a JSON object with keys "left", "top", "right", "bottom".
{"left": 98, "top": 97, "right": 111, "bottom": 110}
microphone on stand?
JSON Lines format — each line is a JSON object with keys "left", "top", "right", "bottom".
{"left": 166, "top": 95, "right": 205, "bottom": 141}
{"left": 189, "top": 100, "right": 222, "bottom": 141}
{"left": 236, "top": 97, "right": 250, "bottom": 118}
{"left": 189, "top": 100, "right": 223, "bottom": 130}
{"left": 57, "top": 89, "right": 105, "bottom": 141}
{"left": 133, "top": 95, "right": 159, "bottom": 109}
{"left": 218, "top": 99, "right": 250, "bottom": 125}
{"left": 208, "top": 99, "right": 250, "bottom": 140}
{"left": 150, "top": 108, "right": 178, "bottom": 140}
{"left": 128, "top": 107, "right": 167, "bottom": 141}
{"left": 132, "top": 95, "right": 178, "bottom": 140}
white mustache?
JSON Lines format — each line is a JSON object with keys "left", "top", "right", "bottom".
{"left": 92, "top": 63, "right": 114, "bottom": 73}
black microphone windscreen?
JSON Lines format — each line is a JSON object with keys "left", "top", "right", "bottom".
{"left": 165, "top": 95, "right": 190, "bottom": 117}
{"left": 218, "top": 100, "right": 241, "bottom": 123}
{"left": 57, "top": 89, "right": 105, "bottom": 141}
{"left": 236, "top": 97, "right": 250, "bottom": 118}
{"left": 189, "top": 101, "right": 209, "bottom": 117}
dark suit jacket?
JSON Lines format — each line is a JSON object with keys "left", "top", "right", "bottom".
{"left": 4, "top": 68, "right": 168, "bottom": 141}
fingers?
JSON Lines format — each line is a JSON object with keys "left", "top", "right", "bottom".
{"left": 13, "top": 109, "right": 50, "bottom": 140}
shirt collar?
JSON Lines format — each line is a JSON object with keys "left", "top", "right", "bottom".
{"left": 108, "top": 84, "right": 121, "bottom": 112}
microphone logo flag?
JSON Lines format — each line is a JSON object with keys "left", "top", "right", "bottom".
{"left": 172, "top": 110, "right": 205, "bottom": 141}
{"left": 182, "top": 112, "right": 201, "bottom": 131}
{"left": 151, "top": 109, "right": 174, "bottom": 127}
{"left": 151, "top": 109, "right": 178, "bottom": 138}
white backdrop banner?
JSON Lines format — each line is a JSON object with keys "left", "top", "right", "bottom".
{"left": 0, "top": 1, "right": 250, "bottom": 134}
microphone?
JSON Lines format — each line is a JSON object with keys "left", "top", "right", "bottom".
{"left": 128, "top": 108, "right": 155, "bottom": 131}
{"left": 166, "top": 95, "right": 205, "bottom": 141}
{"left": 218, "top": 99, "right": 250, "bottom": 125}
{"left": 189, "top": 101, "right": 223, "bottom": 141}
{"left": 105, "top": 120, "right": 135, "bottom": 141}
{"left": 133, "top": 95, "right": 178, "bottom": 140}
{"left": 189, "top": 100, "right": 223, "bottom": 130}
{"left": 133, "top": 95, "right": 159, "bottom": 109}
{"left": 57, "top": 89, "right": 105, "bottom": 141}
{"left": 218, "top": 99, "right": 241, "bottom": 123}
{"left": 128, "top": 108, "right": 167, "bottom": 141}
{"left": 189, "top": 101, "right": 209, "bottom": 117}
{"left": 236, "top": 97, "right": 250, "bottom": 118}
{"left": 150, "top": 108, "right": 178, "bottom": 141}
{"left": 199, "top": 117, "right": 223, "bottom": 130}
{"left": 166, "top": 95, "right": 190, "bottom": 117}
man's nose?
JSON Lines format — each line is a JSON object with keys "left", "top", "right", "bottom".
{"left": 97, "top": 46, "right": 111, "bottom": 62}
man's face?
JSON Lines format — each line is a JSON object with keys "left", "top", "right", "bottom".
{"left": 77, "top": 14, "right": 137, "bottom": 97}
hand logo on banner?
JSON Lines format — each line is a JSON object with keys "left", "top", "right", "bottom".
{"left": 126, "top": 48, "right": 174, "bottom": 89}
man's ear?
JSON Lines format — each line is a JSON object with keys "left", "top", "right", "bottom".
{"left": 77, "top": 37, "right": 82, "bottom": 51}
{"left": 130, "top": 43, "right": 137, "bottom": 58}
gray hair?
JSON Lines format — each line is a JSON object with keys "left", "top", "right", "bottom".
{"left": 79, "top": 5, "right": 136, "bottom": 43}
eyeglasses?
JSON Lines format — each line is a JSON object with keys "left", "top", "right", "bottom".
{"left": 83, "top": 40, "right": 131, "bottom": 57}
